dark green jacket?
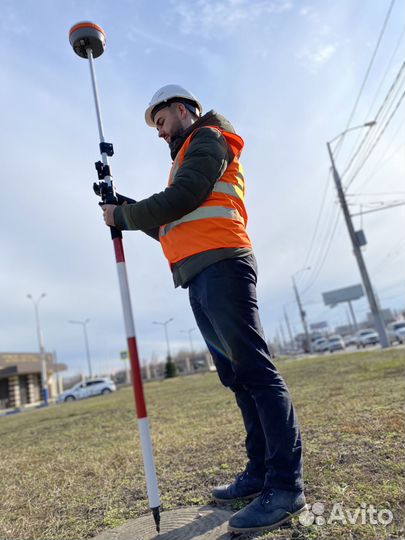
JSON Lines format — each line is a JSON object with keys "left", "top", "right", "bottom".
{"left": 114, "top": 110, "right": 252, "bottom": 287}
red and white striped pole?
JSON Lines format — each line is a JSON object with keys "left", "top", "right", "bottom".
{"left": 69, "top": 21, "right": 161, "bottom": 532}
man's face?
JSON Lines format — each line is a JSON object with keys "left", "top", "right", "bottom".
{"left": 154, "top": 105, "right": 185, "bottom": 145}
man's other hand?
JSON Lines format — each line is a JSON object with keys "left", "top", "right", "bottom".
{"left": 101, "top": 204, "right": 116, "bottom": 227}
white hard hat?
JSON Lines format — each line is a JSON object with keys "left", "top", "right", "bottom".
{"left": 145, "top": 84, "right": 203, "bottom": 127}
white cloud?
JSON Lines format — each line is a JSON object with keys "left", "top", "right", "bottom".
{"left": 296, "top": 41, "right": 338, "bottom": 71}
{"left": 300, "top": 5, "right": 319, "bottom": 20}
{"left": 0, "top": 2, "right": 29, "bottom": 36}
{"left": 168, "top": 0, "right": 293, "bottom": 39}
{"left": 295, "top": 4, "right": 339, "bottom": 71}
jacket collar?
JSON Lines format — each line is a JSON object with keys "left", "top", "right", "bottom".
{"left": 169, "top": 110, "right": 236, "bottom": 160}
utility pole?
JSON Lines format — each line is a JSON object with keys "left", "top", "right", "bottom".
{"left": 283, "top": 307, "right": 295, "bottom": 348}
{"left": 275, "top": 330, "right": 282, "bottom": 355}
{"left": 327, "top": 135, "right": 389, "bottom": 348}
{"left": 27, "top": 293, "right": 49, "bottom": 405}
{"left": 292, "top": 272, "right": 312, "bottom": 353}
{"left": 69, "top": 319, "right": 93, "bottom": 378}
{"left": 279, "top": 324, "right": 287, "bottom": 350}
{"left": 347, "top": 300, "right": 358, "bottom": 332}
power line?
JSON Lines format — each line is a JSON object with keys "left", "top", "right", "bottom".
{"left": 296, "top": 3, "right": 402, "bottom": 305}
{"left": 341, "top": 26, "right": 405, "bottom": 172}
{"left": 362, "top": 27, "right": 405, "bottom": 117}
{"left": 370, "top": 239, "right": 405, "bottom": 275}
{"left": 354, "top": 121, "right": 404, "bottom": 191}
{"left": 340, "top": 61, "right": 405, "bottom": 179}
{"left": 301, "top": 210, "right": 341, "bottom": 295}
{"left": 350, "top": 201, "right": 405, "bottom": 216}
{"left": 345, "top": 89, "right": 405, "bottom": 190}
{"left": 298, "top": 198, "right": 339, "bottom": 292}
{"left": 334, "top": 0, "right": 398, "bottom": 159}
{"left": 299, "top": 170, "right": 332, "bottom": 276}
{"left": 352, "top": 70, "right": 405, "bottom": 164}
{"left": 347, "top": 191, "right": 405, "bottom": 197}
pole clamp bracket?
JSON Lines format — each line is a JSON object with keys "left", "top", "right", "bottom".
{"left": 100, "top": 142, "right": 114, "bottom": 156}
{"left": 95, "top": 161, "right": 112, "bottom": 180}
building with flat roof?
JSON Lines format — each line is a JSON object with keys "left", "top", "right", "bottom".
{"left": 0, "top": 353, "right": 66, "bottom": 410}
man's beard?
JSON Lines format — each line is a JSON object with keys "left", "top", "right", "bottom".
{"left": 168, "top": 116, "right": 187, "bottom": 158}
{"left": 169, "top": 117, "right": 185, "bottom": 145}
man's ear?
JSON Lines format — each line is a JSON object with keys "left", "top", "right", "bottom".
{"left": 177, "top": 102, "right": 188, "bottom": 120}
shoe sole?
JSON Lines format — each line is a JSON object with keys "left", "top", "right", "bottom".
{"left": 227, "top": 504, "right": 309, "bottom": 534}
{"left": 212, "top": 491, "right": 262, "bottom": 505}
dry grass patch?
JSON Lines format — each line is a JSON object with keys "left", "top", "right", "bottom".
{"left": 0, "top": 348, "right": 403, "bottom": 539}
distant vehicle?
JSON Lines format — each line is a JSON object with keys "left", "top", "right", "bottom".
{"left": 343, "top": 335, "right": 357, "bottom": 347}
{"left": 387, "top": 320, "right": 405, "bottom": 345}
{"left": 57, "top": 378, "right": 116, "bottom": 403}
{"left": 355, "top": 328, "right": 379, "bottom": 348}
{"left": 397, "top": 327, "right": 405, "bottom": 344}
{"left": 328, "top": 335, "right": 345, "bottom": 352}
{"left": 313, "top": 338, "right": 329, "bottom": 353}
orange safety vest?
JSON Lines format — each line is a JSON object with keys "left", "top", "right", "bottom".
{"left": 159, "top": 126, "right": 252, "bottom": 265}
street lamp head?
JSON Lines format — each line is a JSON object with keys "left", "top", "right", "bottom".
{"left": 328, "top": 121, "right": 377, "bottom": 146}
{"left": 69, "top": 319, "right": 90, "bottom": 326}
{"left": 27, "top": 293, "right": 46, "bottom": 304}
{"left": 292, "top": 266, "right": 311, "bottom": 279}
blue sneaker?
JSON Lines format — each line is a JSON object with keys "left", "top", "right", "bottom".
{"left": 212, "top": 469, "right": 264, "bottom": 504}
{"left": 228, "top": 487, "right": 307, "bottom": 533}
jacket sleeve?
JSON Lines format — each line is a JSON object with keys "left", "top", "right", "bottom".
{"left": 116, "top": 193, "right": 160, "bottom": 241}
{"left": 113, "top": 128, "right": 230, "bottom": 232}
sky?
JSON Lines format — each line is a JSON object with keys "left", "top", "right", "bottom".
{"left": 0, "top": 0, "right": 403, "bottom": 377}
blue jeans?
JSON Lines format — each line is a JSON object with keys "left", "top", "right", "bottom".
{"left": 188, "top": 255, "right": 303, "bottom": 492}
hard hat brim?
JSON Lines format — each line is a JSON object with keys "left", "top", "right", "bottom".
{"left": 145, "top": 96, "right": 202, "bottom": 127}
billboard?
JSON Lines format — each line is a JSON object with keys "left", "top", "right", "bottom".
{"left": 322, "top": 284, "right": 364, "bottom": 307}
{"left": 310, "top": 321, "right": 328, "bottom": 330}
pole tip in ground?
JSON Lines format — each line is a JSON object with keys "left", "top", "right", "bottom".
{"left": 152, "top": 506, "right": 161, "bottom": 533}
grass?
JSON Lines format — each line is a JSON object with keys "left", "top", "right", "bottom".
{"left": 0, "top": 348, "right": 403, "bottom": 540}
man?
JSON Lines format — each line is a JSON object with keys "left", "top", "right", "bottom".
{"left": 101, "top": 84, "right": 306, "bottom": 533}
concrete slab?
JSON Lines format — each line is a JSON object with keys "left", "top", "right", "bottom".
{"left": 92, "top": 505, "right": 235, "bottom": 540}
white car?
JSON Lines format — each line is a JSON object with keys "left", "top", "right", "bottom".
{"left": 343, "top": 335, "right": 357, "bottom": 347}
{"left": 397, "top": 327, "right": 405, "bottom": 344}
{"left": 328, "top": 335, "right": 345, "bottom": 352}
{"left": 313, "top": 338, "right": 329, "bottom": 353}
{"left": 57, "top": 378, "right": 116, "bottom": 403}
{"left": 355, "top": 329, "right": 379, "bottom": 348}
{"left": 387, "top": 321, "right": 405, "bottom": 344}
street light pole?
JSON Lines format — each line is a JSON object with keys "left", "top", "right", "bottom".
{"left": 27, "top": 293, "right": 49, "bottom": 405}
{"left": 69, "top": 319, "right": 93, "bottom": 378}
{"left": 153, "top": 318, "right": 174, "bottom": 361}
{"left": 326, "top": 125, "right": 389, "bottom": 348}
{"left": 180, "top": 328, "right": 196, "bottom": 357}
{"left": 292, "top": 269, "right": 312, "bottom": 353}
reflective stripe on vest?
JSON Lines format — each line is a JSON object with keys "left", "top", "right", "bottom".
{"left": 160, "top": 205, "right": 244, "bottom": 237}
{"left": 212, "top": 178, "right": 244, "bottom": 199}
{"left": 159, "top": 126, "right": 252, "bottom": 264}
